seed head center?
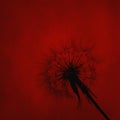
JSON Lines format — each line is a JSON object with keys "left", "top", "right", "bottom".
{"left": 62, "top": 63, "right": 79, "bottom": 80}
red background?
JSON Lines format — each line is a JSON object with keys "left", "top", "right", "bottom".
{"left": 0, "top": 0, "right": 120, "bottom": 120}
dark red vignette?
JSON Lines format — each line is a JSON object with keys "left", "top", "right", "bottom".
{"left": 1, "top": 1, "right": 119, "bottom": 119}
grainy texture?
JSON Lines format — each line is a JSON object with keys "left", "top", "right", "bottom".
{"left": 0, "top": 0, "right": 119, "bottom": 120}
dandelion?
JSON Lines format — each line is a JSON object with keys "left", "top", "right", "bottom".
{"left": 39, "top": 39, "right": 110, "bottom": 120}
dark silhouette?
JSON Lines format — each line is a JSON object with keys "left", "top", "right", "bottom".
{"left": 62, "top": 62, "right": 110, "bottom": 120}
{"left": 41, "top": 42, "right": 110, "bottom": 120}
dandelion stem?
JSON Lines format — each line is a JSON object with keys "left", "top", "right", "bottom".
{"left": 75, "top": 78, "right": 110, "bottom": 120}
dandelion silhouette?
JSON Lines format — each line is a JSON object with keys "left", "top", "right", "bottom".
{"left": 40, "top": 39, "right": 110, "bottom": 120}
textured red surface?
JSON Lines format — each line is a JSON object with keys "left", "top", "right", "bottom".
{"left": 0, "top": 0, "right": 120, "bottom": 120}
